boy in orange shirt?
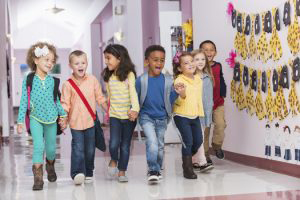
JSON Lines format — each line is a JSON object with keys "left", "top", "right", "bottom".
{"left": 61, "top": 50, "right": 107, "bottom": 185}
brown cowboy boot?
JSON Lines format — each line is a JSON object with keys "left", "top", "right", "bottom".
{"left": 32, "top": 165, "right": 44, "bottom": 190}
{"left": 182, "top": 155, "right": 197, "bottom": 179}
{"left": 46, "top": 159, "right": 57, "bottom": 182}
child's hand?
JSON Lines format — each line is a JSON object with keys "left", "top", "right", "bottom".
{"left": 17, "top": 124, "right": 23, "bottom": 134}
{"left": 59, "top": 117, "right": 68, "bottom": 131}
{"left": 174, "top": 83, "right": 186, "bottom": 98}
{"left": 128, "top": 110, "right": 138, "bottom": 121}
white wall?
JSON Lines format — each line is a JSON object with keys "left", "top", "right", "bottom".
{"left": 192, "top": 0, "right": 300, "bottom": 162}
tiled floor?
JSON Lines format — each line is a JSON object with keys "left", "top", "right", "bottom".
{"left": 0, "top": 128, "right": 299, "bottom": 200}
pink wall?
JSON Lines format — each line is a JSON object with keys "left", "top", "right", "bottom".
{"left": 142, "top": 0, "right": 160, "bottom": 56}
{"left": 181, "top": 0, "right": 192, "bottom": 22}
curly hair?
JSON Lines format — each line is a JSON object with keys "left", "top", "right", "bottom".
{"left": 172, "top": 51, "right": 192, "bottom": 78}
{"left": 26, "top": 42, "right": 58, "bottom": 71}
{"left": 102, "top": 44, "right": 136, "bottom": 82}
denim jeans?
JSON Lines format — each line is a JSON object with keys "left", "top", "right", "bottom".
{"left": 70, "top": 126, "right": 95, "bottom": 179}
{"left": 109, "top": 117, "right": 136, "bottom": 171}
{"left": 173, "top": 116, "right": 202, "bottom": 156}
{"left": 139, "top": 114, "right": 168, "bottom": 172}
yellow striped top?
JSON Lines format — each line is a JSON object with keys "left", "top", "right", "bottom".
{"left": 107, "top": 72, "right": 140, "bottom": 119}
{"left": 173, "top": 74, "right": 204, "bottom": 117}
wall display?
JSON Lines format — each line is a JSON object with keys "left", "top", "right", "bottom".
{"left": 269, "top": 8, "right": 282, "bottom": 61}
{"left": 287, "top": 0, "right": 300, "bottom": 55}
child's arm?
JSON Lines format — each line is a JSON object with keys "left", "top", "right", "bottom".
{"left": 128, "top": 72, "right": 140, "bottom": 121}
{"left": 94, "top": 77, "right": 107, "bottom": 111}
{"left": 59, "top": 82, "right": 71, "bottom": 130}
{"left": 135, "top": 76, "right": 141, "bottom": 101}
{"left": 169, "top": 84, "right": 179, "bottom": 106}
{"left": 17, "top": 78, "right": 29, "bottom": 133}
{"left": 219, "top": 63, "right": 227, "bottom": 98}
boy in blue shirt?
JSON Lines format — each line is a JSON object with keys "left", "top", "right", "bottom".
{"left": 136, "top": 45, "right": 179, "bottom": 183}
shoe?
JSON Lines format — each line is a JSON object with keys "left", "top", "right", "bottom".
{"left": 215, "top": 149, "right": 225, "bottom": 160}
{"left": 206, "top": 157, "right": 213, "bottom": 165}
{"left": 84, "top": 176, "right": 93, "bottom": 184}
{"left": 73, "top": 173, "right": 85, "bottom": 185}
{"left": 32, "top": 165, "right": 44, "bottom": 190}
{"left": 199, "top": 163, "right": 214, "bottom": 173}
{"left": 118, "top": 175, "right": 128, "bottom": 183}
{"left": 147, "top": 171, "right": 159, "bottom": 182}
{"left": 158, "top": 171, "right": 163, "bottom": 180}
{"left": 192, "top": 163, "right": 201, "bottom": 172}
{"left": 108, "top": 166, "right": 118, "bottom": 177}
{"left": 182, "top": 156, "right": 197, "bottom": 179}
{"left": 46, "top": 159, "right": 57, "bottom": 182}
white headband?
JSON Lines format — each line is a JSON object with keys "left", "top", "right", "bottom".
{"left": 34, "top": 46, "right": 49, "bottom": 57}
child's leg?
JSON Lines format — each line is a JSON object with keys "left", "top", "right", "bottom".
{"left": 212, "top": 105, "right": 226, "bottom": 150}
{"left": 44, "top": 122, "right": 57, "bottom": 161}
{"left": 30, "top": 118, "right": 45, "bottom": 164}
{"left": 155, "top": 118, "right": 167, "bottom": 170}
{"left": 140, "top": 116, "right": 160, "bottom": 172}
{"left": 191, "top": 118, "right": 202, "bottom": 156}
{"left": 203, "top": 127, "right": 211, "bottom": 159}
{"left": 118, "top": 119, "right": 136, "bottom": 173}
{"left": 109, "top": 117, "right": 122, "bottom": 166}
{"left": 70, "top": 129, "right": 85, "bottom": 179}
{"left": 84, "top": 126, "right": 96, "bottom": 177}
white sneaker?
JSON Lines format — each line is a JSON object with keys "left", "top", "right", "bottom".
{"left": 85, "top": 176, "right": 93, "bottom": 184}
{"left": 73, "top": 173, "right": 85, "bottom": 185}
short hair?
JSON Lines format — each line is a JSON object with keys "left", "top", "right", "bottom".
{"left": 26, "top": 42, "right": 58, "bottom": 71}
{"left": 144, "top": 45, "right": 165, "bottom": 59}
{"left": 69, "top": 50, "right": 87, "bottom": 63}
{"left": 199, "top": 40, "right": 217, "bottom": 51}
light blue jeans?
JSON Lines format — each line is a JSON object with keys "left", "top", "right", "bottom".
{"left": 139, "top": 114, "right": 168, "bottom": 172}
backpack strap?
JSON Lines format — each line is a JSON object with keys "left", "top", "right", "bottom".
{"left": 26, "top": 72, "right": 35, "bottom": 110}
{"left": 53, "top": 77, "right": 60, "bottom": 102}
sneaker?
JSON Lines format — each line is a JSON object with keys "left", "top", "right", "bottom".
{"left": 108, "top": 166, "right": 118, "bottom": 177}
{"left": 158, "top": 171, "right": 163, "bottom": 180}
{"left": 118, "top": 175, "right": 128, "bottom": 183}
{"left": 206, "top": 157, "right": 213, "bottom": 165}
{"left": 73, "top": 173, "right": 85, "bottom": 185}
{"left": 192, "top": 163, "right": 201, "bottom": 172}
{"left": 147, "top": 171, "right": 159, "bottom": 182}
{"left": 215, "top": 149, "right": 225, "bottom": 159}
{"left": 199, "top": 163, "right": 214, "bottom": 172}
{"left": 84, "top": 176, "right": 93, "bottom": 184}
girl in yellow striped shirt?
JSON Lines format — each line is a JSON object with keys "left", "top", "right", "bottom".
{"left": 172, "top": 51, "right": 204, "bottom": 179}
{"left": 102, "top": 44, "right": 139, "bottom": 182}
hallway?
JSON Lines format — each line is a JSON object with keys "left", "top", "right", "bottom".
{"left": 0, "top": 128, "right": 299, "bottom": 200}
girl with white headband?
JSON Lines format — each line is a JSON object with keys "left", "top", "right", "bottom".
{"left": 17, "top": 42, "right": 67, "bottom": 190}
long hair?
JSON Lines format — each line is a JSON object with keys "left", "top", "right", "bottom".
{"left": 191, "top": 49, "right": 215, "bottom": 86}
{"left": 26, "top": 42, "right": 58, "bottom": 71}
{"left": 102, "top": 44, "right": 136, "bottom": 82}
{"left": 172, "top": 51, "right": 192, "bottom": 78}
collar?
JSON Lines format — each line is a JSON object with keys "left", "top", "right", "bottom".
{"left": 35, "top": 74, "right": 49, "bottom": 81}
{"left": 71, "top": 73, "right": 88, "bottom": 85}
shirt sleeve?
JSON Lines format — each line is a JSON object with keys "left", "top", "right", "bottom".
{"left": 128, "top": 72, "right": 140, "bottom": 112}
{"left": 169, "top": 85, "right": 178, "bottom": 106}
{"left": 56, "top": 95, "right": 67, "bottom": 117}
{"left": 60, "top": 82, "right": 71, "bottom": 114}
{"left": 135, "top": 76, "right": 141, "bottom": 102}
{"left": 94, "top": 76, "right": 106, "bottom": 106}
{"left": 17, "top": 78, "right": 28, "bottom": 124}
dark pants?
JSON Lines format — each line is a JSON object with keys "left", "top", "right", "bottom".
{"left": 109, "top": 117, "right": 136, "bottom": 171}
{"left": 70, "top": 126, "right": 96, "bottom": 179}
{"left": 174, "top": 116, "right": 202, "bottom": 156}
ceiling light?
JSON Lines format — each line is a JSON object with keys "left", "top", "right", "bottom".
{"left": 46, "top": 1, "right": 65, "bottom": 14}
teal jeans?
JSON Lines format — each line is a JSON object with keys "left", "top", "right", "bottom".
{"left": 30, "top": 117, "right": 57, "bottom": 164}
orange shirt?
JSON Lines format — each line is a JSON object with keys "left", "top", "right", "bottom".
{"left": 61, "top": 74, "right": 106, "bottom": 130}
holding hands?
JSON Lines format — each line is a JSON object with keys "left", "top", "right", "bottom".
{"left": 128, "top": 110, "right": 138, "bottom": 121}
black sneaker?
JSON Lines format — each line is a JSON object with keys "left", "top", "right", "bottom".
{"left": 215, "top": 149, "right": 225, "bottom": 159}
{"left": 206, "top": 157, "right": 213, "bottom": 165}
{"left": 199, "top": 163, "right": 214, "bottom": 172}
{"left": 147, "top": 171, "right": 159, "bottom": 182}
{"left": 192, "top": 163, "right": 201, "bottom": 171}
{"left": 158, "top": 171, "right": 163, "bottom": 180}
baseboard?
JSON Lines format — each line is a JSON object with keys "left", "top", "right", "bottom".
{"left": 219, "top": 149, "right": 300, "bottom": 178}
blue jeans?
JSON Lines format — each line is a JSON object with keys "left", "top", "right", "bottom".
{"left": 109, "top": 117, "right": 136, "bottom": 171}
{"left": 70, "top": 126, "right": 95, "bottom": 179}
{"left": 139, "top": 114, "right": 168, "bottom": 172}
{"left": 173, "top": 116, "right": 202, "bottom": 156}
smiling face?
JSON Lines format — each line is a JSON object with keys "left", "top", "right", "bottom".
{"left": 201, "top": 43, "right": 217, "bottom": 64}
{"left": 104, "top": 52, "right": 120, "bottom": 72}
{"left": 178, "top": 55, "right": 195, "bottom": 77}
{"left": 145, "top": 50, "right": 165, "bottom": 76}
{"left": 34, "top": 51, "right": 55, "bottom": 75}
{"left": 69, "top": 54, "right": 88, "bottom": 79}
{"left": 193, "top": 52, "right": 207, "bottom": 72}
